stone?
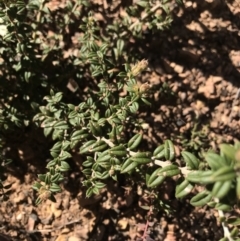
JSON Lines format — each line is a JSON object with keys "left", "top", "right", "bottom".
{"left": 117, "top": 218, "right": 129, "bottom": 230}
{"left": 185, "top": 1, "right": 192, "bottom": 7}
{"left": 174, "top": 64, "right": 184, "bottom": 74}
{"left": 68, "top": 236, "right": 81, "bottom": 241}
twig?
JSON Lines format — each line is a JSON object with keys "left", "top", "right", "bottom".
{"left": 218, "top": 210, "right": 234, "bottom": 241}
{"left": 22, "top": 219, "right": 81, "bottom": 234}
{"left": 142, "top": 219, "right": 149, "bottom": 241}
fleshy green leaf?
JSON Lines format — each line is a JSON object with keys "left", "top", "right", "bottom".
{"left": 164, "top": 140, "right": 175, "bottom": 161}
{"left": 190, "top": 191, "right": 212, "bottom": 207}
{"left": 220, "top": 144, "right": 236, "bottom": 161}
{"left": 204, "top": 152, "right": 227, "bottom": 170}
{"left": 181, "top": 151, "right": 199, "bottom": 170}
{"left": 127, "top": 133, "right": 142, "bottom": 150}
{"left": 211, "top": 181, "right": 232, "bottom": 199}
{"left": 121, "top": 158, "right": 139, "bottom": 173}
{"left": 49, "top": 183, "right": 61, "bottom": 193}
{"left": 175, "top": 179, "right": 194, "bottom": 198}
{"left": 211, "top": 166, "right": 236, "bottom": 182}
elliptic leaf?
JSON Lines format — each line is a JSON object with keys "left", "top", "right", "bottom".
{"left": 190, "top": 191, "right": 212, "bottom": 207}
{"left": 181, "top": 151, "right": 199, "bottom": 170}
{"left": 175, "top": 179, "right": 194, "bottom": 198}
{"left": 211, "top": 181, "right": 232, "bottom": 199}
{"left": 121, "top": 159, "right": 139, "bottom": 173}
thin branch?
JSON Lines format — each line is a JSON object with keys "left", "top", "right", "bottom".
{"left": 23, "top": 219, "right": 81, "bottom": 234}
{"left": 218, "top": 210, "right": 234, "bottom": 241}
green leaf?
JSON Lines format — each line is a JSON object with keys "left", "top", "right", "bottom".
{"left": 44, "top": 174, "right": 51, "bottom": 185}
{"left": 130, "top": 157, "right": 151, "bottom": 164}
{"left": 71, "top": 129, "right": 87, "bottom": 140}
{"left": 35, "top": 197, "right": 42, "bottom": 205}
{"left": 153, "top": 144, "right": 164, "bottom": 158}
{"left": 50, "top": 150, "right": 59, "bottom": 158}
{"left": 230, "top": 227, "right": 239, "bottom": 237}
{"left": 32, "top": 182, "right": 42, "bottom": 191}
{"left": 190, "top": 191, "right": 212, "bottom": 207}
{"left": 141, "top": 97, "right": 151, "bottom": 106}
{"left": 49, "top": 183, "right": 61, "bottom": 193}
{"left": 112, "top": 117, "right": 121, "bottom": 124}
{"left": 54, "top": 121, "right": 69, "bottom": 130}
{"left": 215, "top": 203, "right": 231, "bottom": 211}
{"left": 92, "top": 162, "right": 100, "bottom": 171}
{"left": 94, "top": 182, "right": 106, "bottom": 189}
{"left": 227, "top": 217, "right": 240, "bottom": 226}
{"left": 175, "top": 179, "right": 194, "bottom": 198}
{"left": 59, "top": 151, "right": 72, "bottom": 161}
{"left": 211, "top": 166, "right": 236, "bottom": 182}
{"left": 59, "top": 161, "right": 70, "bottom": 172}
{"left": 46, "top": 159, "right": 57, "bottom": 168}
{"left": 52, "top": 129, "right": 64, "bottom": 140}
{"left": 100, "top": 171, "right": 110, "bottom": 179}
{"left": 53, "top": 92, "right": 63, "bottom": 102}
{"left": 110, "top": 157, "right": 121, "bottom": 165}
{"left": 147, "top": 167, "right": 161, "bottom": 186}
{"left": 118, "top": 72, "right": 127, "bottom": 78}
{"left": 97, "top": 152, "right": 111, "bottom": 162}
{"left": 236, "top": 176, "right": 240, "bottom": 200}
{"left": 187, "top": 170, "right": 213, "bottom": 184}
{"left": 130, "top": 152, "right": 152, "bottom": 164}
{"left": 211, "top": 181, "right": 232, "bottom": 199}
{"left": 92, "top": 69, "right": 102, "bottom": 77}
{"left": 97, "top": 118, "right": 106, "bottom": 126}
{"left": 90, "top": 141, "right": 108, "bottom": 152}
{"left": 220, "top": 143, "right": 236, "bottom": 161}
{"left": 80, "top": 140, "right": 96, "bottom": 154}
{"left": 105, "top": 109, "right": 111, "bottom": 118}
{"left": 129, "top": 102, "right": 139, "bottom": 113}
{"left": 50, "top": 141, "right": 62, "bottom": 152}
{"left": 136, "top": 0, "right": 148, "bottom": 7}
{"left": 86, "top": 187, "right": 94, "bottom": 198}
{"left": 89, "top": 121, "right": 102, "bottom": 136}
{"left": 82, "top": 168, "right": 91, "bottom": 177}
{"left": 43, "top": 127, "right": 52, "bottom": 137}
{"left": 147, "top": 175, "right": 165, "bottom": 188}
{"left": 38, "top": 174, "right": 46, "bottom": 182}
{"left": 181, "top": 151, "right": 199, "bottom": 170}
{"left": 109, "top": 145, "right": 127, "bottom": 157}
{"left": 62, "top": 141, "right": 71, "bottom": 150}
{"left": 157, "top": 165, "right": 180, "bottom": 177}
{"left": 128, "top": 133, "right": 142, "bottom": 150}
{"left": 117, "top": 39, "right": 124, "bottom": 54}
{"left": 164, "top": 140, "right": 175, "bottom": 161}
{"left": 51, "top": 173, "right": 62, "bottom": 183}
{"left": 92, "top": 186, "right": 100, "bottom": 195}
{"left": 121, "top": 159, "right": 139, "bottom": 173}
{"left": 82, "top": 159, "right": 94, "bottom": 167}
{"left": 204, "top": 152, "right": 227, "bottom": 170}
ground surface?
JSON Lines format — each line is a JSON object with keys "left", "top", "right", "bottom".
{"left": 0, "top": 0, "right": 240, "bottom": 240}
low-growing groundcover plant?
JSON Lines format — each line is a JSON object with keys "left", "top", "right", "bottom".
{"left": 0, "top": 0, "right": 240, "bottom": 240}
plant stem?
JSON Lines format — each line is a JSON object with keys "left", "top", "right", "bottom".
{"left": 218, "top": 210, "right": 233, "bottom": 241}
{"left": 142, "top": 219, "right": 149, "bottom": 241}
